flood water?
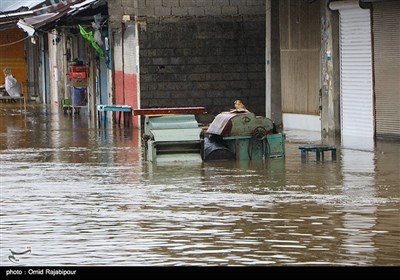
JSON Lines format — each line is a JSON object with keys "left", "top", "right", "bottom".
{"left": 0, "top": 104, "right": 399, "bottom": 266}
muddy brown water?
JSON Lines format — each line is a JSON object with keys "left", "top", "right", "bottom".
{"left": 0, "top": 105, "right": 399, "bottom": 266}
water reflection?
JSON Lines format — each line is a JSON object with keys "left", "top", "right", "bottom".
{"left": 341, "top": 135, "right": 375, "bottom": 152}
{"left": 339, "top": 149, "right": 377, "bottom": 265}
{"left": 0, "top": 105, "right": 399, "bottom": 266}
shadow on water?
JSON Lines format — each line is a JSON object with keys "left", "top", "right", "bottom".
{"left": 0, "top": 105, "right": 399, "bottom": 266}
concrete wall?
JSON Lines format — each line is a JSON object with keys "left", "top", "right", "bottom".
{"left": 108, "top": 0, "right": 266, "bottom": 120}
{"left": 113, "top": 23, "right": 140, "bottom": 127}
{"left": 321, "top": 2, "right": 340, "bottom": 139}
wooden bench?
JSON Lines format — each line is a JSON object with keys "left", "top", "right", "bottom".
{"left": 0, "top": 96, "right": 26, "bottom": 113}
{"left": 299, "top": 145, "right": 337, "bottom": 162}
{"left": 97, "top": 104, "right": 132, "bottom": 128}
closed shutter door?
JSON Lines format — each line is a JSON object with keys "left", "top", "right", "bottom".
{"left": 339, "top": 8, "right": 374, "bottom": 149}
{"left": 373, "top": 2, "right": 400, "bottom": 138}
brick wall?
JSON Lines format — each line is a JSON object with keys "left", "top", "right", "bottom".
{"left": 133, "top": 0, "right": 265, "bottom": 17}
{"left": 109, "top": 0, "right": 266, "bottom": 30}
{"left": 108, "top": 0, "right": 266, "bottom": 118}
{"left": 139, "top": 15, "right": 265, "bottom": 117}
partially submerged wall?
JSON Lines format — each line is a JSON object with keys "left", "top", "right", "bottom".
{"left": 108, "top": 0, "right": 266, "bottom": 120}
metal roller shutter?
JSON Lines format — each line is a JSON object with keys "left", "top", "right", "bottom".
{"left": 372, "top": 2, "right": 400, "bottom": 138}
{"left": 339, "top": 7, "right": 374, "bottom": 149}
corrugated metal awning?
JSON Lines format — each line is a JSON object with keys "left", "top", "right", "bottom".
{"left": 24, "top": 12, "right": 57, "bottom": 26}
{"left": 0, "top": 0, "right": 96, "bottom": 30}
{"left": 25, "top": 0, "right": 105, "bottom": 30}
{"left": 0, "top": 0, "right": 44, "bottom": 12}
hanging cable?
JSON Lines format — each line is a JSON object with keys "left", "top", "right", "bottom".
{"left": 0, "top": 35, "right": 31, "bottom": 47}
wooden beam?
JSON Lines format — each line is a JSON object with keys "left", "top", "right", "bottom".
{"left": 132, "top": 107, "right": 207, "bottom": 116}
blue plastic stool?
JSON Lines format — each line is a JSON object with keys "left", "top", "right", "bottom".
{"left": 299, "top": 145, "right": 337, "bottom": 162}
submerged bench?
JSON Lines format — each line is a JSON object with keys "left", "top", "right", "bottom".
{"left": 97, "top": 104, "right": 132, "bottom": 128}
{"left": 0, "top": 96, "right": 26, "bottom": 113}
{"left": 299, "top": 145, "right": 337, "bottom": 162}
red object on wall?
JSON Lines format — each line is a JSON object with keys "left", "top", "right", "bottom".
{"left": 72, "top": 66, "right": 87, "bottom": 72}
{"left": 69, "top": 72, "right": 86, "bottom": 79}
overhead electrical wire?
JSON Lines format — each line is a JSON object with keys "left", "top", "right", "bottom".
{"left": 0, "top": 35, "right": 30, "bottom": 47}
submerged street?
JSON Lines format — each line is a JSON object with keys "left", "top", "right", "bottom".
{"left": 0, "top": 104, "right": 399, "bottom": 266}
